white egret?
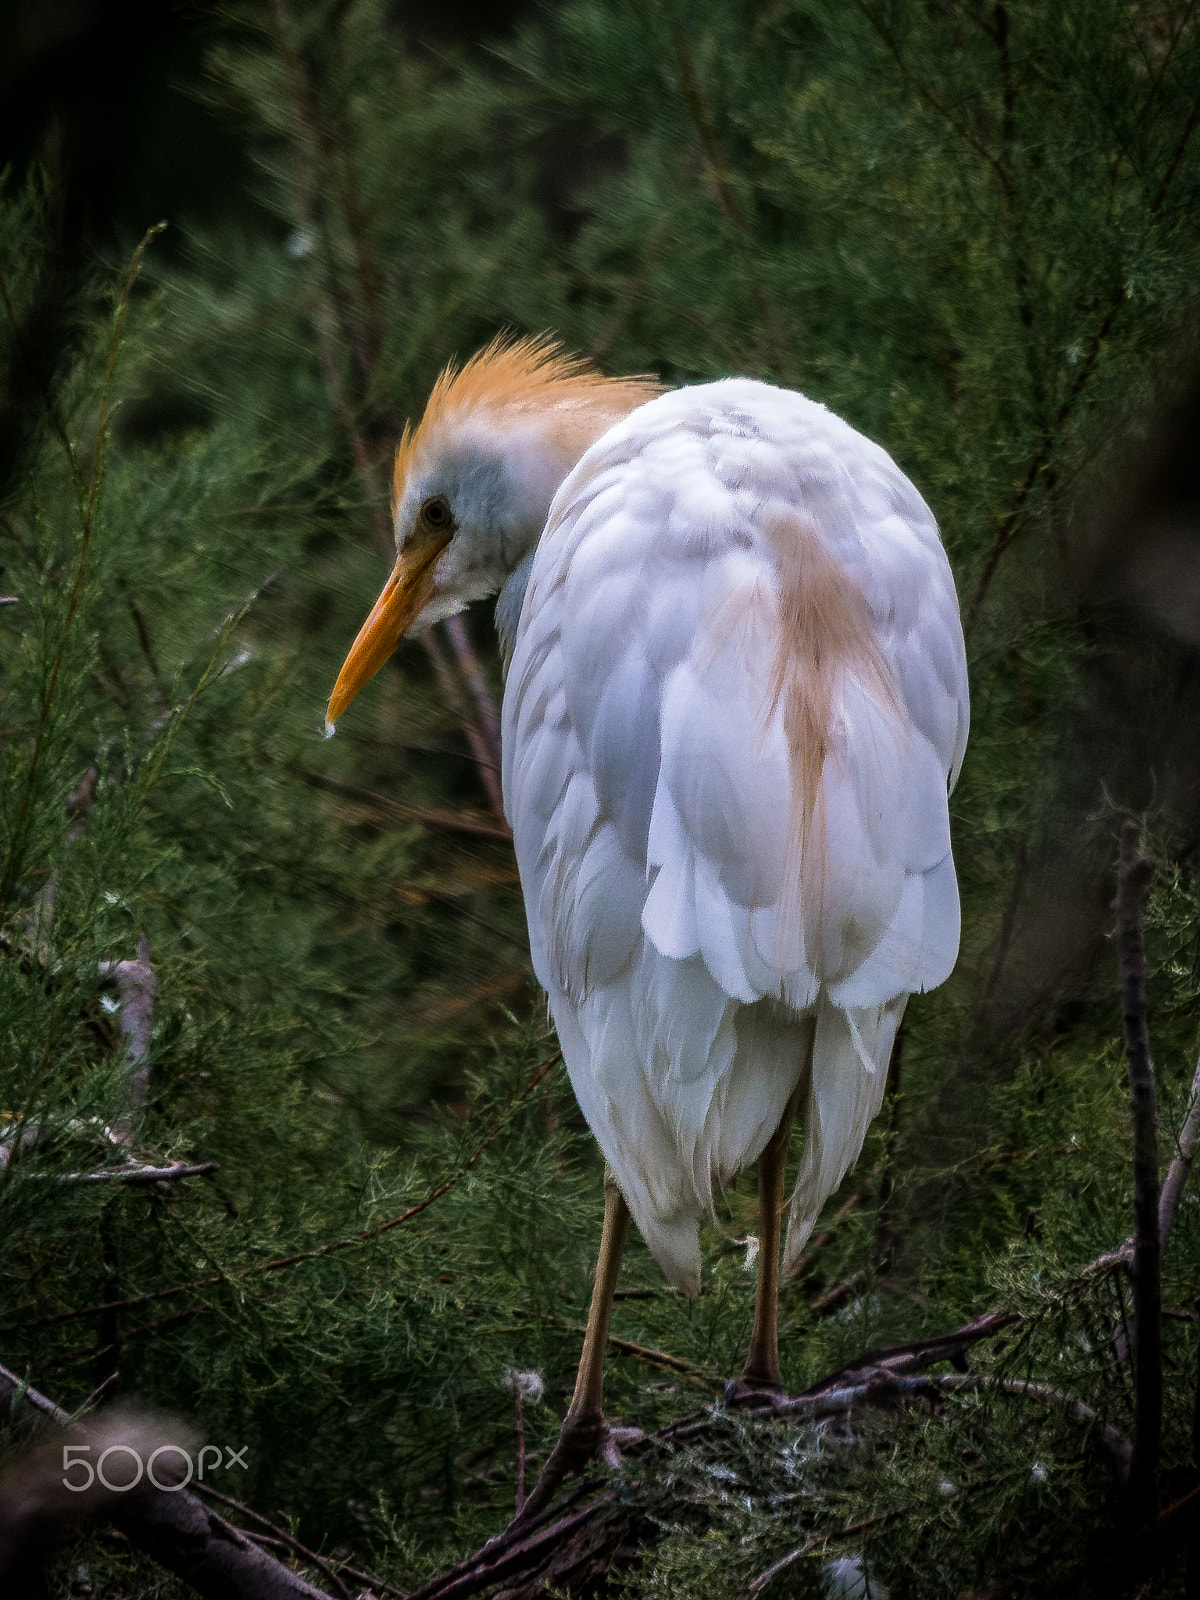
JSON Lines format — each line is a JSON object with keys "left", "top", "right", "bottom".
{"left": 327, "top": 335, "right": 968, "bottom": 1509}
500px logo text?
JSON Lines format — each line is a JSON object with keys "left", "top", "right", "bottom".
{"left": 62, "top": 1443, "right": 248, "bottom": 1492}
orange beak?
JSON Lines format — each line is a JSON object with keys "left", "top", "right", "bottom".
{"left": 325, "top": 531, "right": 451, "bottom": 733}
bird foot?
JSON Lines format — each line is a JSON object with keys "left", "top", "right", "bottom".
{"left": 723, "top": 1374, "right": 784, "bottom": 1411}
{"left": 514, "top": 1415, "right": 641, "bottom": 1525}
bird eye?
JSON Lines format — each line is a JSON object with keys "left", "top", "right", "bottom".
{"left": 421, "top": 496, "right": 453, "bottom": 532}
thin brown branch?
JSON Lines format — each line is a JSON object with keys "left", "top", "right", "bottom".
{"left": 513, "top": 1309, "right": 718, "bottom": 1389}
{"left": 443, "top": 614, "right": 503, "bottom": 777}
{"left": 978, "top": 1144, "right": 1078, "bottom": 1170}
{"left": 749, "top": 1512, "right": 899, "bottom": 1595}
{"left": 806, "top": 1272, "right": 865, "bottom": 1317}
{"left": 1160, "top": 1045, "right": 1200, "bottom": 1251}
{"left": 850, "top": 0, "right": 1011, "bottom": 188}
{"left": 873, "top": 1021, "right": 905, "bottom": 1270}
{"left": 1148, "top": 84, "right": 1200, "bottom": 215}
{"left": 784, "top": 1188, "right": 867, "bottom": 1283}
{"left": 193, "top": 1484, "right": 354, "bottom": 1600}
{"left": 298, "top": 767, "right": 511, "bottom": 840}
{"left": 420, "top": 625, "right": 507, "bottom": 817}
{"left": 47, "top": 1303, "right": 216, "bottom": 1372}
{"left": 983, "top": 826, "right": 1030, "bottom": 998}
{"left": 1116, "top": 820, "right": 1162, "bottom": 1522}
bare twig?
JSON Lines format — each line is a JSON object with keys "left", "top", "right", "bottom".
{"left": 1116, "top": 820, "right": 1162, "bottom": 1521}
{"left": 873, "top": 1022, "right": 905, "bottom": 1270}
{"left": 513, "top": 1309, "right": 718, "bottom": 1389}
{"left": 749, "top": 1512, "right": 897, "bottom": 1595}
{"left": 298, "top": 767, "right": 511, "bottom": 840}
{"left": 443, "top": 614, "right": 503, "bottom": 776}
{"left": 100, "top": 933, "right": 157, "bottom": 1138}
{"left": 1160, "top": 1045, "right": 1200, "bottom": 1251}
{"left": 983, "top": 826, "right": 1030, "bottom": 999}
{"left": 505, "top": 1371, "right": 544, "bottom": 1518}
{"left": 66, "top": 766, "right": 99, "bottom": 834}
{"left": 514, "top": 1386, "right": 527, "bottom": 1516}
{"left": 407, "top": 627, "right": 505, "bottom": 817}
{"left": 784, "top": 1189, "right": 866, "bottom": 1283}
{"left": 56, "top": 1162, "right": 219, "bottom": 1186}
{"left": 807, "top": 1273, "right": 864, "bottom": 1317}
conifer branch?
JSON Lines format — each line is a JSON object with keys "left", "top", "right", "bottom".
{"left": 6, "top": 1053, "right": 562, "bottom": 1336}
{"left": 772, "top": 1373, "right": 1132, "bottom": 1473}
{"left": 665, "top": 31, "right": 786, "bottom": 372}
{"left": 965, "top": 73, "right": 1200, "bottom": 631}
{"left": 963, "top": 290, "right": 1120, "bottom": 632}
{"left": 849, "top": 0, "right": 1011, "bottom": 188}
{"left": 1116, "top": 820, "right": 1162, "bottom": 1523}
{"left": 0, "top": 222, "right": 164, "bottom": 913}
{"left": 264, "top": 0, "right": 504, "bottom": 804}
{"left": 401, "top": 1358, "right": 1130, "bottom": 1600}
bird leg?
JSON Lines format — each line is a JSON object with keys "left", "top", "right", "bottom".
{"left": 517, "top": 1166, "right": 629, "bottom": 1521}
{"left": 727, "top": 1093, "right": 799, "bottom": 1405}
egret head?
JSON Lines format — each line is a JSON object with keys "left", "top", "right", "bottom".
{"left": 326, "top": 334, "right": 662, "bottom": 731}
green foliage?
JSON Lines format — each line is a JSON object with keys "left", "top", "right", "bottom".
{"left": 2, "top": 0, "right": 1200, "bottom": 1595}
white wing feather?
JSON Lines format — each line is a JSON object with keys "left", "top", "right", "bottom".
{"left": 503, "top": 380, "right": 968, "bottom": 1292}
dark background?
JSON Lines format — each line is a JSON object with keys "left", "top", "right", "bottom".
{"left": 0, "top": 0, "right": 532, "bottom": 253}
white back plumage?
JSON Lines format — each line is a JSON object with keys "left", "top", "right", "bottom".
{"left": 502, "top": 379, "right": 968, "bottom": 1294}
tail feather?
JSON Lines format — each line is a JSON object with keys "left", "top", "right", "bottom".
{"left": 782, "top": 993, "right": 905, "bottom": 1276}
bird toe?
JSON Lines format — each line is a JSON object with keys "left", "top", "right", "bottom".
{"left": 723, "top": 1375, "right": 785, "bottom": 1411}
